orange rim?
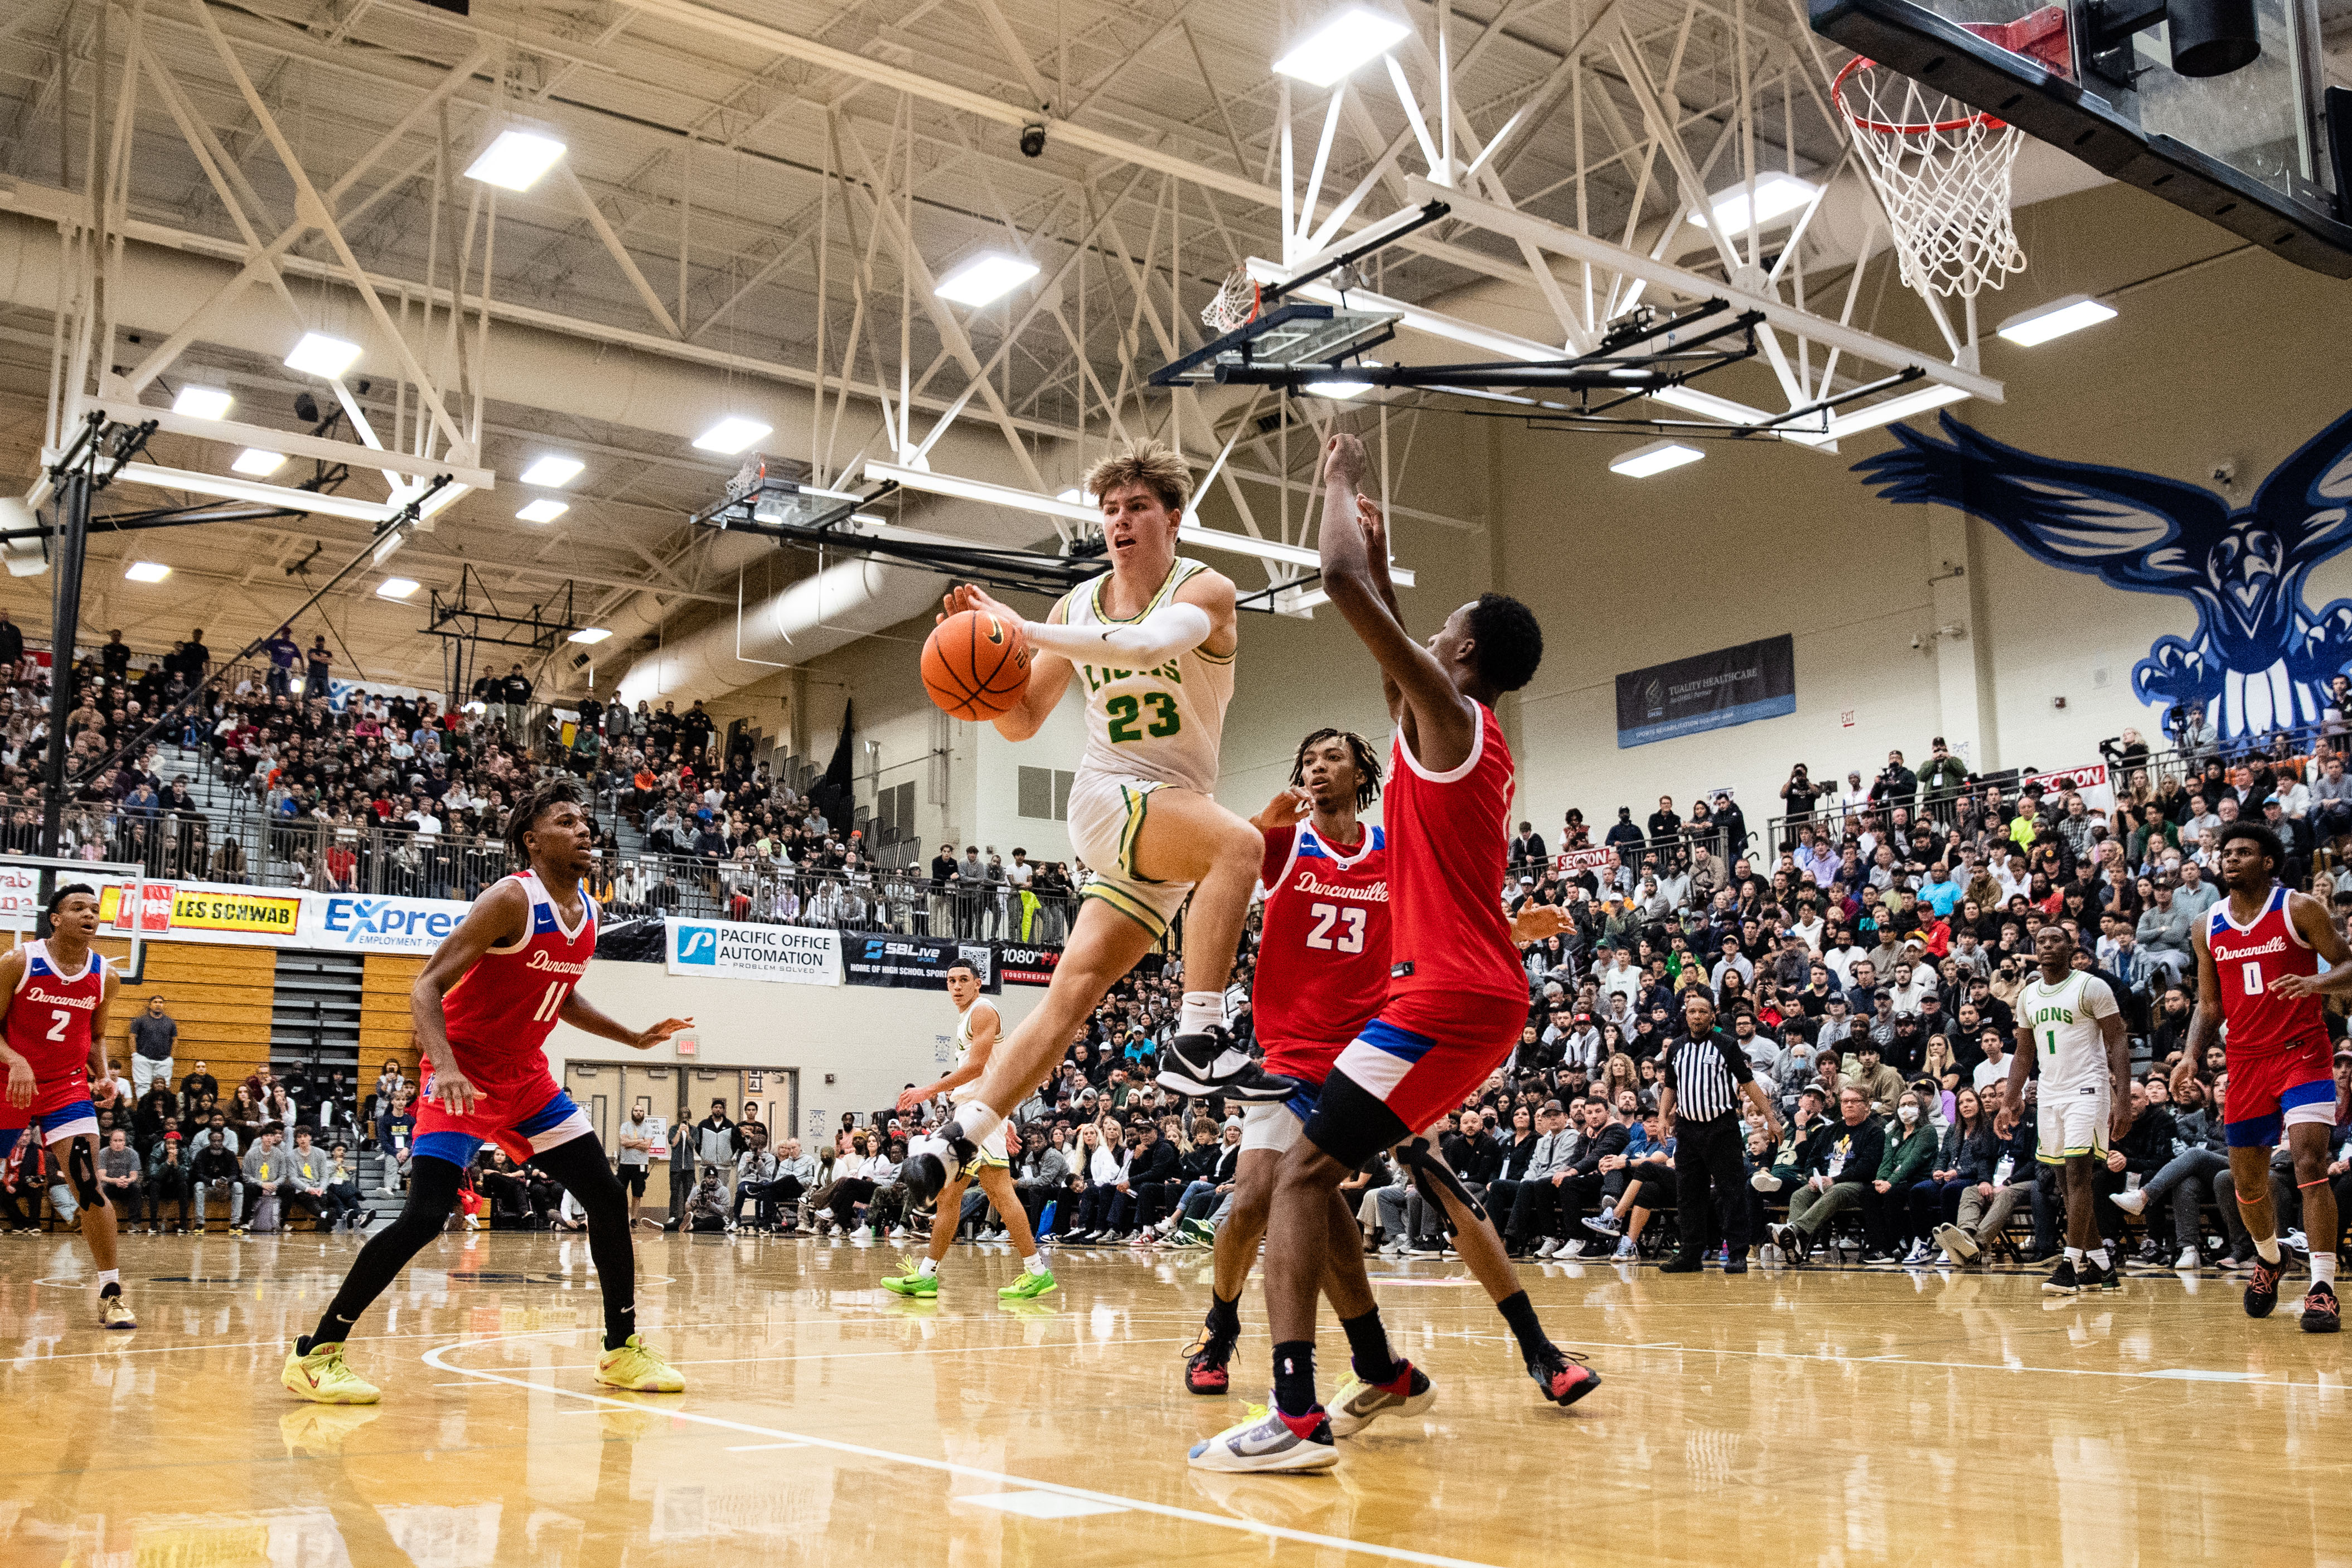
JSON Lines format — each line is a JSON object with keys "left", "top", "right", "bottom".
{"left": 1833, "top": 55, "right": 2006, "bottom": 135}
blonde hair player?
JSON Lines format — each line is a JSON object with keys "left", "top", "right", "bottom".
{"left": 882, "top": 961, "right": 1057, "bottom": 1300}
{"left": 904, "top": 442, "right": 1294, "bottom": 1208}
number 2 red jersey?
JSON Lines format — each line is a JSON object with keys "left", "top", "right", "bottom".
{"left": 432, "top": 872, "right": 598, "bottom": 1102}
{"left": 2205, "top": 883, "right": 2325, "bottom": 1059}
{"left": 1385, "top": 702, "right": 1524, "bottom": 1004}
{"left": 7, "top": 940, "right": 107, "bottom": 1081}
{"left": 1254, "top": 822, "right": 1389, "bottom": 1083}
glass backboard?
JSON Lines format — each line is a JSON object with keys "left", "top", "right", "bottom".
{"left": 1809, "top": 0, "right": 2352, "bottom": 276}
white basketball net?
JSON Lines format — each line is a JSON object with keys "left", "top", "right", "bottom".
{"left": 1835, "top": 58, "right": 2026, "bottom": 299}
{"left": 1202, "top": 268, "right": 1260, "bottom": 335}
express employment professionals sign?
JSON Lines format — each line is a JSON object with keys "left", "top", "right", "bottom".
{"left": 665, "top": 916, "right": 843, "bottom": 986}
{"left": 1615, "top": 633, "right": 1796, "bottom": 749}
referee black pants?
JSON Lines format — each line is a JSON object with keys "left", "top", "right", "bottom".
{"left": 1671, "top": 1113, "right": 1750, "bottom": 1264}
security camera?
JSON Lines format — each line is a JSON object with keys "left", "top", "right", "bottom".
{"left": 2210, "top": 461, "right": 2237, "bottom": 487}
{"left": 1019, "top": 123, "right": 1047, "bottom": 158}
{"left": 1910, "top": 632, "right": 1923, "bottom": 651}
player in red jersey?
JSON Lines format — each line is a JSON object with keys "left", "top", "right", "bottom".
{"left": 1181, "top": 727, "right": 1596, "bottom": 1419}
{"left": 2176, "top": 820, "right": 2345, "bottom": 1330}
{"left": 0, "top": 884, "right": 133, "bottom": 1328}
{"left": 284, "top": 778, "right": 695, "bottom": 1404}
{"left": 1191, "top": 434, "right": 1566, "bottom": 1474}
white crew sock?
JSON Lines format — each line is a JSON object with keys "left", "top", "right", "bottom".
{"left": 954, "top": 1104, "right": 1004, "bottom": 1152}
{"left": 1179, "top": 992, "right": 1223, "bottom": 1036}
{"left": 917, "top": 1257, "right": 939, "bottom": 1278}
{"left": 2314, "top": 1252, "right": 2338, "bottom": 1287}
{"left": 97, "top": 1269, "right": 119, "bottom": 1290}
{"left": 2064, "top": 1247, "right": 2083, "bottom": 1266}
{"left": 2256, "top": 1235, "right": 2282, "bottom": 1265}
{"left": 2087, "top": 1246, "right": 2110, "bottom": 1271}
{"left": 1025, "top": 1253, "right": 1049, "bottom": 1276}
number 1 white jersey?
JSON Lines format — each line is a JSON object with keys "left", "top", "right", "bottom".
{"left": 1062, "top": 557, "right": 1233, "bottom": 793}
{"left": 2017, "top": 969, "right": 2119, "bottom": 1097}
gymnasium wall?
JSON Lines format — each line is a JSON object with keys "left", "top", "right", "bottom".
{"left": 541, "top": 960, "right": 1048, "bottom": 1142}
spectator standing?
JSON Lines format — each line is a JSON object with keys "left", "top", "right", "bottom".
{"left": 499, "top": 664, "right": 535, "bottom": 736}
{"left": 1659, "top": 994, "right": 1780, "bottom": 1273}
{"left": 303, "top": 634, "right": 334, "bottom": 700}
{"left": 618, "top": 1102, "right": 663, "bottom": 1231}
{"left": 262, "top": 625, "right": 300, "bottom": 696}
{"left": 1918, "top": 738, "right": 1971, "bottom": 822}
{"left": 128, "top": 995, "right": 178, "bottom": 1100}
{"left": 0, "top": 608, "right": 23, "bottom": 672}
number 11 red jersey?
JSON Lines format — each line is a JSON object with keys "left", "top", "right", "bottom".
{"left": 1253, "top": 823, "right": 1390, "bottom": 1084}
{"left": 432, "top": 872, "right": 598, "bottom": 1103}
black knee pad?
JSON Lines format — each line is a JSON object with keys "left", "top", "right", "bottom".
{"left": 67, "top": 1140, "right": 105, "bottom": 1210}
{"left": 1398, "top": 1139, "right": 1486, "bottom": 1228}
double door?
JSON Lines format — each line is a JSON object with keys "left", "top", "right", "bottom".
{"left": 563, "top": 1061, "right": 800, "bottom": 1206}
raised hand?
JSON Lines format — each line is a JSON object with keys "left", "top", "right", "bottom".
{"left": 1322, "top": 432, "right": 1369, "bottom": 491}
{"left": 1250, "top": 785, "right": 1314, "bottom": 834}
{"left": 631, "top": 1017, "right": 694, "bottom": 1052}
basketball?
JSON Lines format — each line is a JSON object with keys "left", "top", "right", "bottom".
{"left": 922, "top": 608, "right": 1032, "bottom": 720}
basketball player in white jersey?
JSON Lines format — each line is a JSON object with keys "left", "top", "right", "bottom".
{"left": 883, "top": 961, "right": 1057, "bottom": 1300}
{"left": 904, "top": 441, "right": 1291, "bottom": 1209}
{"left": 2001, "top": 923, "right": 2129, "bottom": 1295}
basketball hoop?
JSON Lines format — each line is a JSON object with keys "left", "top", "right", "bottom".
{"left": 1833, "top": 54, "right": 2026, "bottom": 299}
{"left": 1202, "top": 268, "right": 1261, "bottom": 335}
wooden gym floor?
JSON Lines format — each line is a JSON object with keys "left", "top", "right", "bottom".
{"left": 2, "top": 1231, "right": 2346, "bottom": 1567}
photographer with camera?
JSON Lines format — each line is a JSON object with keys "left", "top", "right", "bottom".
{"left": 1779, "top": 763, "right": 1820, "bottom": 849}
{"left": 1918, "top": 738, "right": 1971, "bottom": 826}
{"left": 1870, "top": 749, "right": 1918, "bottom": 815}
{"left": 2097, "top": 728, "right": 2151, "bottom": 774}
{"left": 2166, "top": 700, "right": 2214, "bottom": 764}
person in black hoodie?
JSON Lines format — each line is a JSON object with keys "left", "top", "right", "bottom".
{"left": 1123, "top": 1120, "right": 1183, "bottom": 1235}
{"left": 1142, "top": 1121, "right": 1223, "bottom": 1237}
{"left": 1769, "top": 1083, "right": 1885, "bottom": 1263}
{"left": 1555, "top": 1098, "right": 1634, "bottom": 1254}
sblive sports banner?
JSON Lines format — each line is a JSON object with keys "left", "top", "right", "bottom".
{"left": 665, "top": 916, "right": 843, "bottom": 986}
{"left": 1615, "top": 633, "right": 1796, "bottom": 748}
{"left": 844, "top": 934, "right": 999, "bottom": 992}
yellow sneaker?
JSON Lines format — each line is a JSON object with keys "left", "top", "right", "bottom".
{"left": 283, "top": 1342, "right": 381, "bottom": 1405}
{"left": 100, "top": 1294, "right": 138, "bottom": 1330}
{"left": 596, "top": 1334, "right": 684, "bottom": 1393}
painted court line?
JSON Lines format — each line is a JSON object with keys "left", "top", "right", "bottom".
{"left": 1490, "top": 1334, "right": 2343, "bottom": 1392}
{"left": 726, "top": 1441, "right": 812, "bottom": 1451}
{"left": 956, "top": 1490, "right": 1128, "bottom": 1519}
{"left": 423, "top": 1334, "right": 1511, "bottom": 1568}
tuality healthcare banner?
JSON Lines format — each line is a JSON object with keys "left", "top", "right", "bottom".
{"left": 1615, "top": 633, "right": 1797, "bottom": 748}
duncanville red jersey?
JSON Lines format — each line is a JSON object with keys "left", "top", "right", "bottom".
{"left": 1386, "top": 702, "right": 1525, "bottom": 1004}
{"left": 429, "top": 873, "right": 597, "bottom": 1102}
{"left": 6, "top": 940, "right": 107, "bottom": 1082}
{"left": 1254, "top": 822, "right": 1390, "bottom": 1082}
{"left": 2205, "top": 884, "right": 2326, "bottom": 1058}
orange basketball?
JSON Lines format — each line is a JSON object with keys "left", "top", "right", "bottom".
{"left": 922, "top": 608, "right": 1032, "bottom": 720}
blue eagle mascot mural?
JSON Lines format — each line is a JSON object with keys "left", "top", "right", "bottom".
{"left": 1854, "top": 409, "right": 2352, "bottom": 743}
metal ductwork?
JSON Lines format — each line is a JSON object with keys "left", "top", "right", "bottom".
{"left": 616, "top": 553, "right": 946, "bottom": 707}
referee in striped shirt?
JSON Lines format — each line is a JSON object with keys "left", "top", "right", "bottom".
{"left": 1659, "top": 992, "right": 1782, "bottom": 1275}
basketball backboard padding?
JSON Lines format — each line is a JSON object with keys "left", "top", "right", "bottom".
{"left": 1810, "top": 0, "right": 2352, "bottom": 277}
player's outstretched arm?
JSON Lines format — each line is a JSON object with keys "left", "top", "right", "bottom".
{"left": 2175, "top": 924, "right": 2221, "bottom": 1097}
{"left": 558, "top": 990, "right": 691, "bottom": 1052}
{"left": 411, "top": 879, "right": 531, "bottom": 1115}
{"left": 938, "top": 584, "right": 1077, "bottom": 742}
{"left": 2268, "top": 891, "right": 2352, "bottom": 999}
{"left": 1316, "top": 434, "right": 1475, "bottom": 768}
{"left": 0, "top": 948, "right": 28, "bottom": 1108}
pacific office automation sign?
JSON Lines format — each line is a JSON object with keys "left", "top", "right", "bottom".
{"left": 665, "top": 917, "right": 844, "bottom": 986}
{"left": 1616, "top": 633, "right": 1796, "bottom": 749}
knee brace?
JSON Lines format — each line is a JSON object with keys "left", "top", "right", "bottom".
{"left": 1398, "top": 1139, "right": 1486, "bottom": 1230}
{"left": 67, "top": 1140, "right": 105, "bottom": 1210}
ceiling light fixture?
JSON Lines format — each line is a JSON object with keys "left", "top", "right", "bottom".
{"left": 284, "top": 332, "right": 362, "bottom": 380}
{"left": 464, "top": 125, "right": 568, "bottom": 191}
{"left": 230, "top": 448, "right": 287, "bottom": 476}
{"left": 1995, "top": 293, "right": 2119, "bottom": 347}
{"left": 519, "top": 455, "right": 585, "bottom": 488}
{"left": 1274, "top": 7, "right": 1413, "bottom": 86}
{"left": 1301, "top": 373, "right": 1376, "bottom": 399}
{"left": 693, "top": 417, "right": 772, "bottom": 454}
{"left": 516, "top": 499, "right": 569, "bottom": 523}
{"left": 376, "top": 577, "right": 420, "bottom": 600}
{"left": 936, "top": 253, "right": 1041, "bottom": 307}
{"left": 1609, "top": 439, "right": 1706, "bottom": 478}
{"left": 125, "top": 561, "right": 172, "bottom": 583}
{"left": 567, "top": 627, "right": 614, "bottom": 645}
{"left": 171, "top": 385, "right": 234, "bottom": 420}
{"left": 1690, "top": 172, "right": 1819, "bottom": 233}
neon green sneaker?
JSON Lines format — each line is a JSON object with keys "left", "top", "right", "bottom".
{"left": 883, "top": 1260, "right": 940, "bottom": 1297}
{"left": 282, "top": 1342, "right": 382, "bottom": 1405}
{"left": 999, "top": 1266, "right": 1058, "bottom": 1300}
{"left": 596, "top": 1334, "right": 685, "bottom": 1393}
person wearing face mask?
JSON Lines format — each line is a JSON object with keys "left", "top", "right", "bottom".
{"left": 1865, "top": 1091, "right": 1939, "bottom": 1263}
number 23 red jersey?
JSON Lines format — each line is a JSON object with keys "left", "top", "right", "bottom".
{"left": 1254, "top": 823, "right": 1389, "bottom": 1083}
{"left": 2205, "top": 883, "right": 2325, "bottom": 1059}
{"left": 430, "top": 872, "right": 598, "bottom": 1102}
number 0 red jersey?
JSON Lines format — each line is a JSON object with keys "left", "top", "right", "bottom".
{"left": 430, "top": 873, "right": 598, "bottom": 1104}
{"left": 2205, "top": 883, "right": 2325, "bottom": 1059}
{"left": 1254, "top": 822, "right": 1389, "bottom": 1083}
{"left": 1385, "top": 703, "right": 1525, "bottom": 1004}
